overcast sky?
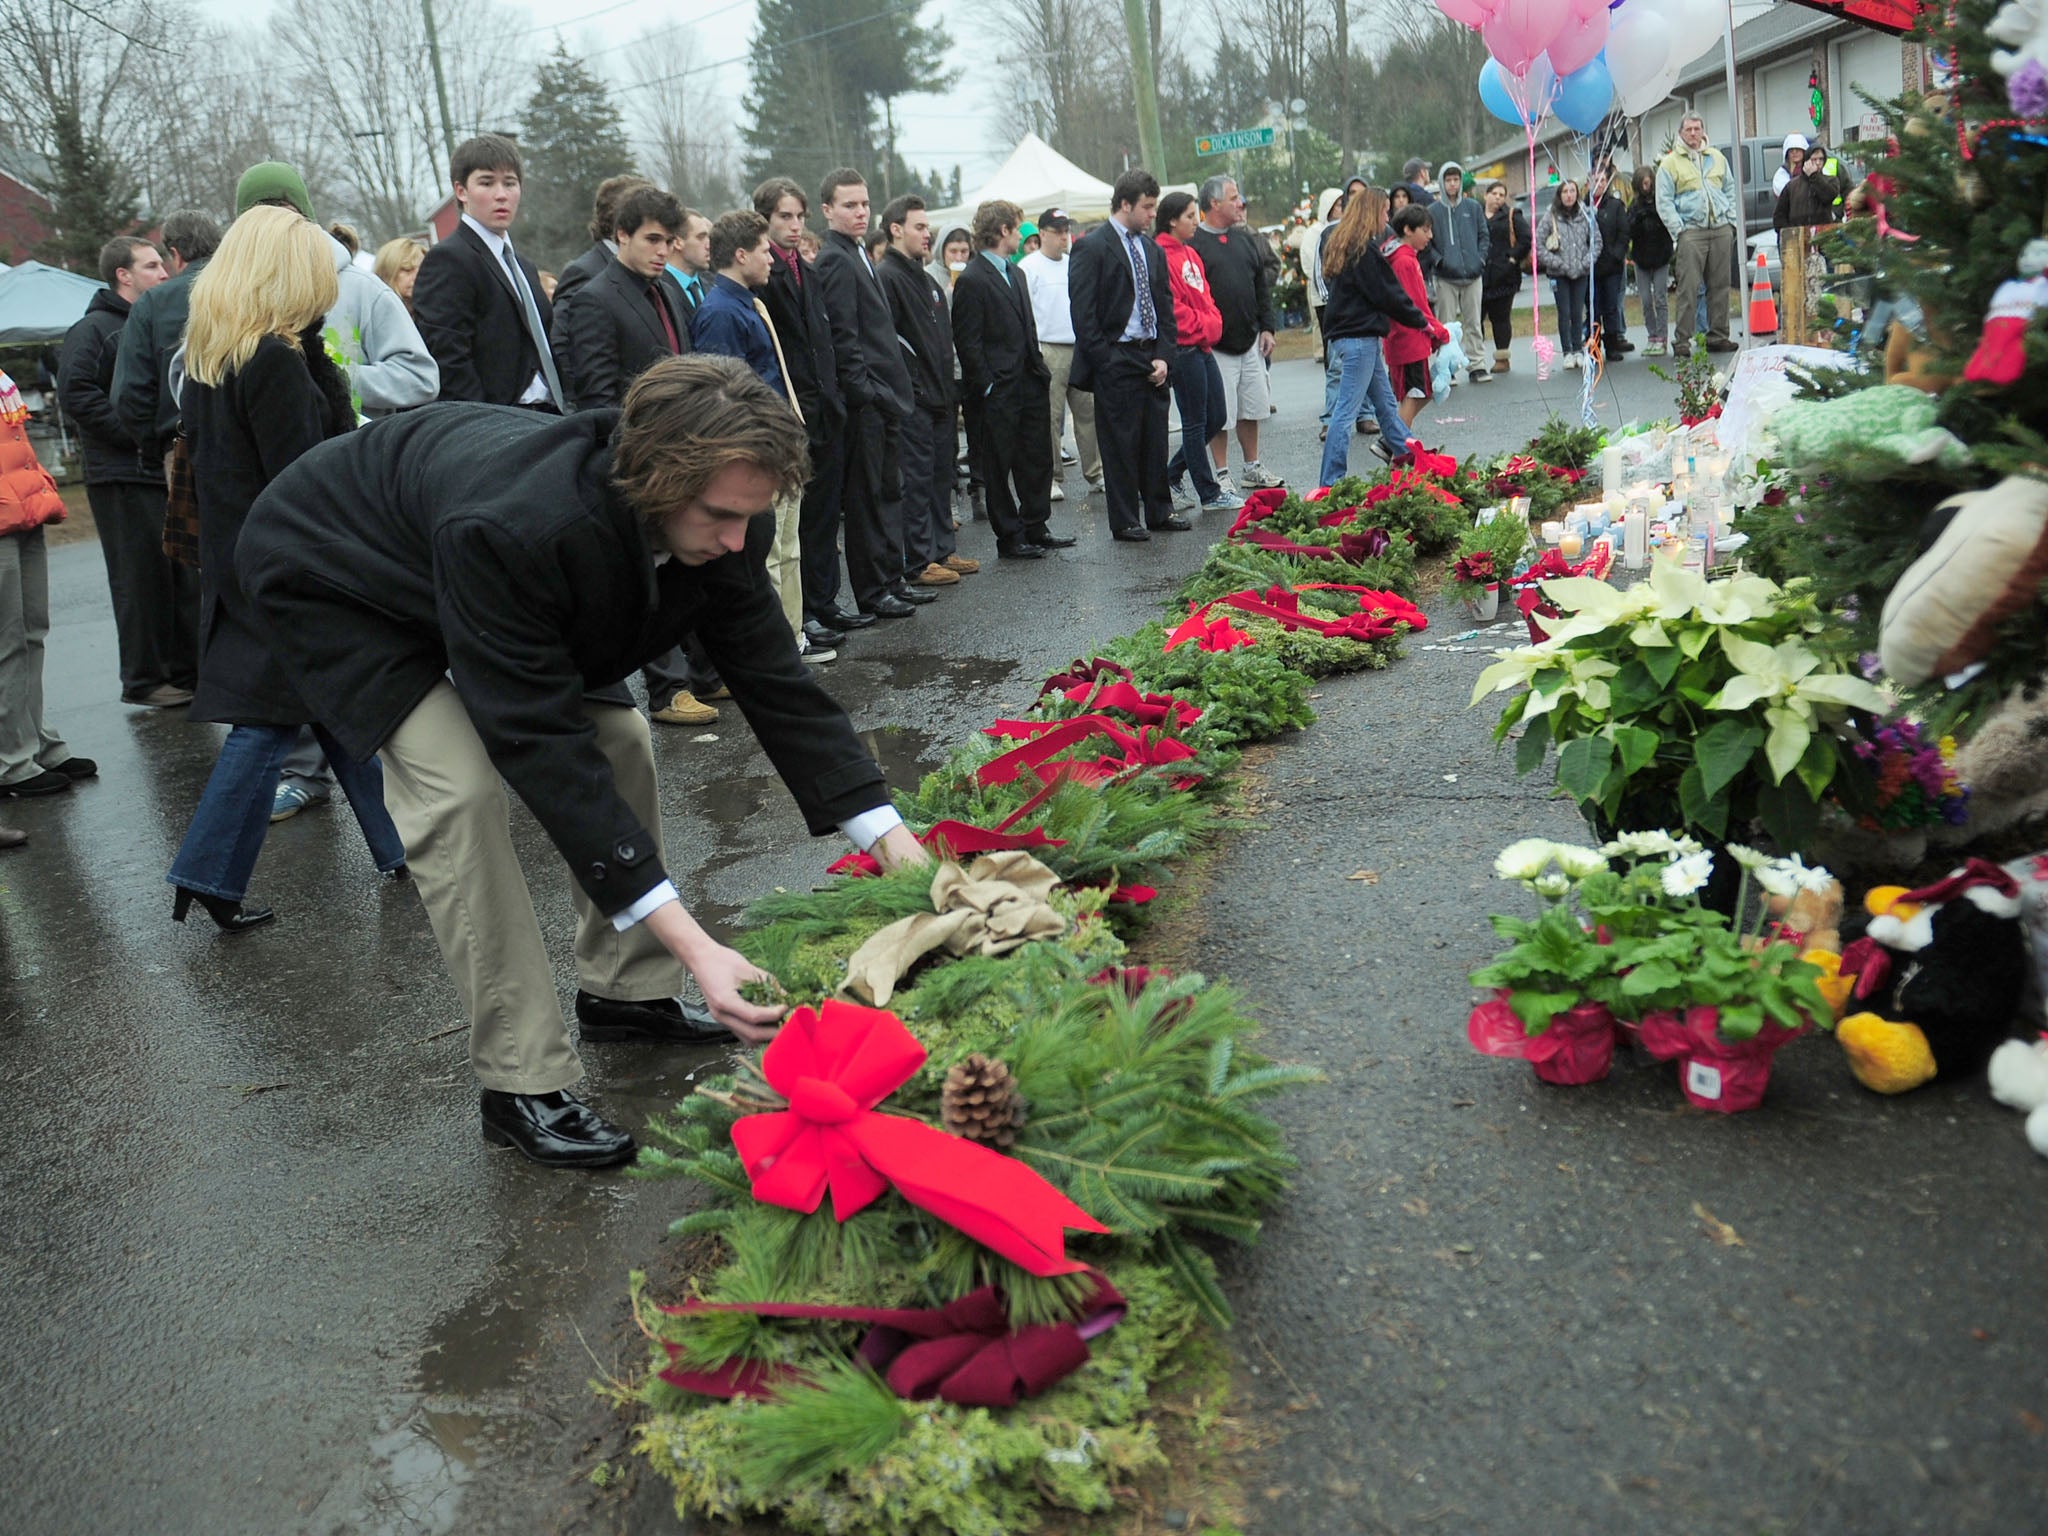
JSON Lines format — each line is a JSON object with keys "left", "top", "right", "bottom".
{"left": 203, "top": 0, "right": 1011, "bottom": 181}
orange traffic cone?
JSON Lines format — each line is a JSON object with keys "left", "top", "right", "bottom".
{"left": 1748, "top": 252, "right": 1778, "bottom": 335}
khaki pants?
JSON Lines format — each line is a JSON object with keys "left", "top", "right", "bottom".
{"left": 766, "top": 490, "right": 803, "bottom": 639}
{"left": 1672, "top": 225, "right": 1735, "bottom": 350}
{"left": 1039, "top": 342, "right": 1100, "bottom": 484}
{"left": 1434, "top": 275, "right": 1487, "bottom": 373}
{"left": 379, "top": 679, "right": 686, "bottom": 1094}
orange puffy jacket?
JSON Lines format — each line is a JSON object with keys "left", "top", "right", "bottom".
{"left": 0, "top": 382, "right": 64, "bottom": 536}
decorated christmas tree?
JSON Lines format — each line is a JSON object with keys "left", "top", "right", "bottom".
{"left": 1742, "top": 0, "right": 2048, "bottom": 726}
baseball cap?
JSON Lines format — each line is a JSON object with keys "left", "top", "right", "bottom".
{"left": 1038, "top": 207, "right": 1071, "bottom": 230}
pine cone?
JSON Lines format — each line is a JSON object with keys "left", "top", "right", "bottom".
{"left": 941, "top": 1053, "right": 1028, "bottom": 1148}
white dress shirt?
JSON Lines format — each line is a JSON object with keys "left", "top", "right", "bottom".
{"left": 461, "top": 213, "right": 552, "bottom": 405}
{"left": 1016, "top": 249, "right": 1075, "bottom": 343}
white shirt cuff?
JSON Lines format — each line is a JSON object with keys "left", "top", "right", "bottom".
{"left": 610, "top": 879, "right": 680, "bottom": 932}
{"left": 840, "top": 805, "right": 905, "bottom": 853}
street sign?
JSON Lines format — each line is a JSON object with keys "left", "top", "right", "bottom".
{"left": 1195, "top": 126, "right": 1277, "bottom": 156}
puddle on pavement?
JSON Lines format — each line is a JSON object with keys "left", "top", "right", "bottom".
{"left": 312, "top": 1405, "right": 486, "bottom": 1535}
{"left": 860, "top": 723, "right": 942, "bottom": 788}
{"left": 886, "top": 652, "right": 1018, "bottom": 691}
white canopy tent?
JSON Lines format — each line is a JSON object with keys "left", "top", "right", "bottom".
{"left": 924, "top": 133, "right": 1117, "bottom": 234}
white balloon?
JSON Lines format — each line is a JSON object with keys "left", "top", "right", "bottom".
{"left": 1604, "top": 6, "right": 1671, "bottom": 99}
{"left": 1619, "top": 57, "right": 1684, "bottom": 118}
{"left": 1665, "top": 0, "right": 1724, "bottom": 68}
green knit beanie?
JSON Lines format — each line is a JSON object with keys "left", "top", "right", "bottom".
{"left": 234, "top": 162, "right": 315, "bottom": 221}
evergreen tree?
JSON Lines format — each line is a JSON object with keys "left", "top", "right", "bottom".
{"left": 742, "top": 0, "right": 953, "bottom": 198}
{"left": 40, "top": 98, "right": 139, "bottom": 274}
{"left": 517, "top": 42, "right": 635, "bottom": 269}
{"left": 1742, "top": 0, "right": 2048, "bottom": 726}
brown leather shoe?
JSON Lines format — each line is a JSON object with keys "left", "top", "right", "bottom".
{"left": 911, "top": 562, "right": 961, "bottom": 586}
{"left": 940, "top": 554, "right": 980, "bottom": 574}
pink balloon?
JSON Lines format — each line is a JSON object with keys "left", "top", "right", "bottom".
{"left": 1482, "top": 0, "right": 1572, "bottom": 74}
{"left": 1548, "top": 5, "right": 1609, "bottom": 74}
{"left": 1435, "top": 0, "right": 1500, "bottom": 26}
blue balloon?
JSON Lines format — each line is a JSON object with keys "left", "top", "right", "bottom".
{"left": 1479, "top": 57, "right": 1532, "bottom": 127}
{"left": 1554, "top": 54, "right": 1614, "bottom": 135}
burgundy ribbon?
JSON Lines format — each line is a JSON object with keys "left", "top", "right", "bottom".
{"left": 658, "top": 1277, "right": 1126, "bottom": 1409}
{"left": 1838, "top": 936, "right": 1893, "bottom": 1002}
{"left": 1037, "top": 657, "right": 1132, "bottom": 698}
{"left": 978, "top": 714, "right": 1201, "bottom": 788}
{"left": 1901, "top": 857, "right": 2021, "bottom": 907}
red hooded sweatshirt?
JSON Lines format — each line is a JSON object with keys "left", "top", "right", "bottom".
{"left": 1384, "top": 240, "right": 1449, "bottom": 368}
{"left": 1156, "top": 233, "right": 1222, "bottom": 352}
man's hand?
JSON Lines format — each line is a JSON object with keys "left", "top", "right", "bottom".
{"left": 1257, "top": 329, "right": 1275, "bottom": 361}
{"left": 871, "top": 822, "right": 931, "bottom": 872}
{"left": 1148, "top": 358, "right": 1169, "bottom": 388}
{"left": 645, "top": 901, "right": 787, "bottom": 1042}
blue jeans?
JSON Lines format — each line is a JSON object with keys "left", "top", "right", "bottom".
{"left": 1552, "top": 274, "right": 1590, "bottom": 352}
{"left": 1319, "top": 335, "right": 1409, "bottom": 487}
{"left": 1167, "top": 348, "right": 1227, "bottom": 502}
{"left": 168, "top": 723, "right": 405, "bottom": 901}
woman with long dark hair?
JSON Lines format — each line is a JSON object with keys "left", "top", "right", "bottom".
{"left": 1628, "top": 164, "right": 1675, "bottom": 357}
{"left": 165, "top": 206, "right": 405, "bottom": 932}
{"left": 1316, "top": 187, "right": 1442, "bottom": 487}
{"left": 1536, "top": 178, "right": 1599, "bottom": 368}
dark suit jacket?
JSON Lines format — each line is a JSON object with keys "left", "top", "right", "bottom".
{"left": 760, "top": 249, "right": 842, "bottom": 449}
{"left": 57, "top": 288, "right": 152, "bottom": 485}
{"left": 552, "top": 257, "right": 690, "bottom": 411}
{"left": 814, "top": 229, "right": 912, "bottom": 419}
{"left": 553, "top": 241, "right": 613, "bottom": 309}
{"left": 109, "top": 258, "right": 206, "bottom": 462}
{"left": 236, "top": 404, "right": 892, "bottom": 916}
{"left": 412, "top": 220, "right": 555, "bottom": 404}
{"left": 1067, "top": 222, "right": 1177, "bottom": 390}
{"left": 877, "top": 247, "right": 955, "bottom": 410}
{"left": 950, "top": 253, "right": 1050, "bottom": 406}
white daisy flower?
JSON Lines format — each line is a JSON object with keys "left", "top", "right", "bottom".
{"left": 1725, "top": 843, "right": 1771, "bottom": 873}
{"left": 1534, "top": 871, "right": 1573, "bottom": 899}
{"left": 1495, "top": 838, "right": 1558, "bottom": 882}
{"left": 1753, "top": 863, "right": 1799, "bottom": 899}
{"left": 1786, "top": 853, "right": 1836, "bottom": 893}
{"left": 1660, "top": 850, "right": 1714, "bottom": 898}
{"left": 1552, "top": 844, "right": 1610, "bottom": 879}
{"left": 1600, "top": 830, "right": 1678, "bottom": 859}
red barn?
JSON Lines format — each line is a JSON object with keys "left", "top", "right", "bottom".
{"left": 0, "top": 147, "right": 53, "bottom": 268}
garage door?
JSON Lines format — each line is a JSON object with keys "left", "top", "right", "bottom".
{"left": 1693, "top": 84, "right": 1731, "bottom": 142}
{"left": 1641, "top": 102, "right": 1685, "bottom": 155}
{"left": 1758, "top": 57, "right": 1815, "bottom": 138}
{"left": 1834, "top": 32, "right": 1904, "bottom": 140}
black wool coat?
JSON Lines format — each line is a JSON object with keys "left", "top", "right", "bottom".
{"left": 184, "top": 329, "right": 357, "bottom": 727}
{"left": 235, "top": 404, "right": 892, "bottom": 916}
{"left": 1066, "top": 223, "right": 1177, "bottom": 390}
{"left": 552, "top": 241, "right": 613, "bottom": 310}
{"left": 412, "top": 220, "right": 555, "bottom": 404}
{"left": 950, "top": 254, "right": 1050, "bottom": 409}
{"left": 56, "top": 288, "right": 154, "bottom": 485}
{"left": 552, "top": 257, "right": 691, "bottom": 411}
{"left": 760, "top": 249, "right": 843, "bottom": 449}
{"left": 814, "top": 229, "right": 913, "bottom": 420}
{"left": 877, "top": 247, "right": 955, "bottom": 410}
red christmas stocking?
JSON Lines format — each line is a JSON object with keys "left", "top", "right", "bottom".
{"left": 1964, "top": 275, "right": 2048, "bottom": 386}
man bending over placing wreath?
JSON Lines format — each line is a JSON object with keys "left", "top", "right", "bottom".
{"left": 237, "top": 355, "right": 925, "bottom": 1169}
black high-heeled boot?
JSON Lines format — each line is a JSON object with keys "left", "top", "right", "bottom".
{"left": 172, "top": 886, "right": 276, "bottom": 933}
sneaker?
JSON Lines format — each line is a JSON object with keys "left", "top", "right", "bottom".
{"left": 270, "top": 780, "right": 329, "bottom": 822}
{"left": 1213, "top": 471, "right": 1240, "bottom": 499}
{"left": 1369, "top": 437, "right": 1395, "bottom": 465}
{"left": 1200, "top": 489, "right": 1246, "bottom": 512}
{"left": 1562, "top": 352, "right": 1580, "bottom": 371}
{"left": 1061, "top": 448, "right": 1077, "bottom": 464}
{"left": 1469, "top": 367, "right": 1492, "bottom": 383}
{"left": 1049, "top": 482, "right": 1065, "bottom": 501}
{"left": 1644, "top": 341, "right": 1667, "bottom": 357}
{"left": 801, "top": 646, "right": 837, "bottom": 664}
{"left": 1170, "top": 476, "right": 1196, "bottom": 510}
{"left": 1238, "top": 462, "right": 1286, "bottom": 489}
{"left": 651, "top": 690, "right": 719, "bottom": 726}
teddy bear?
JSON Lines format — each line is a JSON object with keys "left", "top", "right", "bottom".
{"left": 1761, "top": 383, "right": 1968, "bottom": 468}
{"left": 1989, "top": 0, "right": 2048, "bottom": 112}
{"left": 1831, "top": 859, "right": 2032, "bottom": 1093}
{"left": 1988, "top": 1035, "right": 2048, "bottom": 1156}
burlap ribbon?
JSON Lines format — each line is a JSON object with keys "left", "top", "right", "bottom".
{"left": 841, "top": 851, "right": 1067, "bottom": 1006}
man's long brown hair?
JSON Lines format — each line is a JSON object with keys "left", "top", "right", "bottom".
{"left": 613, "top": 356, "right": 809, "bottom": 522}
{"left": 1322, "top": 186, "right": 1389, "bottom": 279}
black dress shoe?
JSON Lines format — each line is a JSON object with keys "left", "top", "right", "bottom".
{"left": 53, "top": 757, "right": 97, "bottom": 780}
{"left": 823, "top": 607, "right": 877, "bottom": 630}
{"left": 575, "top": 988, "right": 730, "bottom": 1045}
{"left": 1148, "top": 515, "right": 1193, "bottom": 532}
{"left": 1031, "top": 532, "right": 1078, "bottom": 549}
{"left": 480, "top": 1088, "right": 636, "bottom": 1168}
{"left": 996, "top": 541, "right": 1046, "bottom": 558}
{"left": 865, "top": 595, "right": 918, "bottom": 618}
{"left": 803, "top": 619, "right": 847, "bottom": 647}
{"left": 1112, "top": 527, "right": 1152, "bottom": 543}
{"left": 891, "top": 585, "right": 938, "bottom": 605}
{"left": 0, "top": 769, "right": 69, "bottom": 797}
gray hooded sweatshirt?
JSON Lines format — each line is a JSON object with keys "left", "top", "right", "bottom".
{"left": 322, "top": 233, "right": 438, "bottom": 414}
{"left": 1428, "top": 160, "right": 1490, "bottom": 284}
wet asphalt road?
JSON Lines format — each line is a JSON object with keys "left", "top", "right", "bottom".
{"left": 11, "top": 339, "right": 2036, "bottom": 1536}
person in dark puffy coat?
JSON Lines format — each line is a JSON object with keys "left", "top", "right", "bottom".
{"left": 1479, "top": 180, "right": 1530, "bottom": 375}
{"left": 1628, "top": 165, "right": 1676, "bottom": 356}
{"left": 163, "top": 207, "right": 405, "bottom": 934}
{"left": 1591, "top": 166, "right": 1633, "bottom": 359}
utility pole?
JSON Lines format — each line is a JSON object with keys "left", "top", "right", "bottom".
{"left": 1120, "top": 0, "right": 1166, "bottom": 173}
{"left": 884, "top": 98, "right": 896, "bottom": 202}
{"left": 421, "top": 0, "right": 457, "bottom": 162}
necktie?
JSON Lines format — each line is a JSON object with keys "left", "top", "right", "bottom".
{"left": 647, "top": 282, "right": 680, "bottom": 353}
{"left": 753, "top": 296, "right": 804, "bottom": 425}
{"left": 1125, "top": 229, "right": 1156, "bottom": 340}
{"left": 501, "top": 244, "right": 564, "bottom": 410}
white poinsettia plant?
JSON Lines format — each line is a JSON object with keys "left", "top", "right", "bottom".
{"left": 1471, "top": 565, "right": 1889, "bottom": 850}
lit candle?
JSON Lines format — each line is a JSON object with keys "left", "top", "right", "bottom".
{"left": 1541, "top": 520, "right": 1564, "bottom": 544}
{"left": 1559, "top": 531, "right": 1584, "bottom": 558}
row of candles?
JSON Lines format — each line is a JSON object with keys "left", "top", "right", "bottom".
{"left": 1530, "top": 448, "right": 1737, "bottom": 569}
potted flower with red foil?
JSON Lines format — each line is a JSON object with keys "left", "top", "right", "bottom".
{"left": 1447, "top": 511, "right": 1529, "bottom": 621}
{"left": 1467, "top": 838, "right": 1625, "bottom": 1085}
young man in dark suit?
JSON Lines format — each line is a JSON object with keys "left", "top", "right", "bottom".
{"left": 1067, "top": 169, "right": 1186, "bottom": 542}
{"left": 950, "top": 200, "right": 1075, "bottom": 559}
{"left": 812, "top": 168, "right": 926, "bottom": 621}
{"left": 412, "top": 134, "right": 565, "bottom": 410}
{"left": 754, "top": 176, "right": 853, "bottom": 651}
{"left": 552, "top": 174, "right": 654, "bottom": 311}
{"left": 877, "top": 193, "right": 975, "bottom": 590}
{"left": 237, "top": 357, "right": 927, "bottom": 1170}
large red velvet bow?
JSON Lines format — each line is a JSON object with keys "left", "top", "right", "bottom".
{"left": 657, "top": 1276, "right": 1127, "bottom": 1408}
{"left": 1052, "top": 678, "right": 1203, "bottom": 731}
{"left": 1509, "top": 546, "right": 1612, "bottom": 588}
{"left": 1205, "top": 583, "right": 1427, "bottom": 642}
{"left": 827, "top": 819, "right": 1066, "bottom": 879}
{"left": 731, "top": 1000, "right": 1108, "bottom": 1276}
{"left": 978, "top": 714, "right": 1201, "bottom": 787}
{"left": 1037, "top": 656, "right": 1132, "bottom": 698}
{"left": 1164, "top": 609, "right": 1257, "bottom": 652}
{"left": 1226, "top": 485, "right": 1289, "bottom": 536}
{"left": 1241, "top": 527, "right": 1391, "bottom": 562}
{"left": 1365, "top": 469, "right": 1463, "bottom": 508}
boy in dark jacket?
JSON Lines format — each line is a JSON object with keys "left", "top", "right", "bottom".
{"left": 1591, "top": 166, "right": 1633, "bottom": 358}
{"left": 1479, "top": 181, "right": 1530, "bottom": 375}
{"left": 877, "top": 194, "right": 970, "bottom": 590}
{"left": 57, "top": 235, "right": 197, "bottom": 707}
{"left": 1427, "top": 161, "right": 1491, "bottom": 379}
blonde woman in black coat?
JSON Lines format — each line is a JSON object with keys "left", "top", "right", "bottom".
{"left": 165, "top": 205, "right": 404, "bottom": 932}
